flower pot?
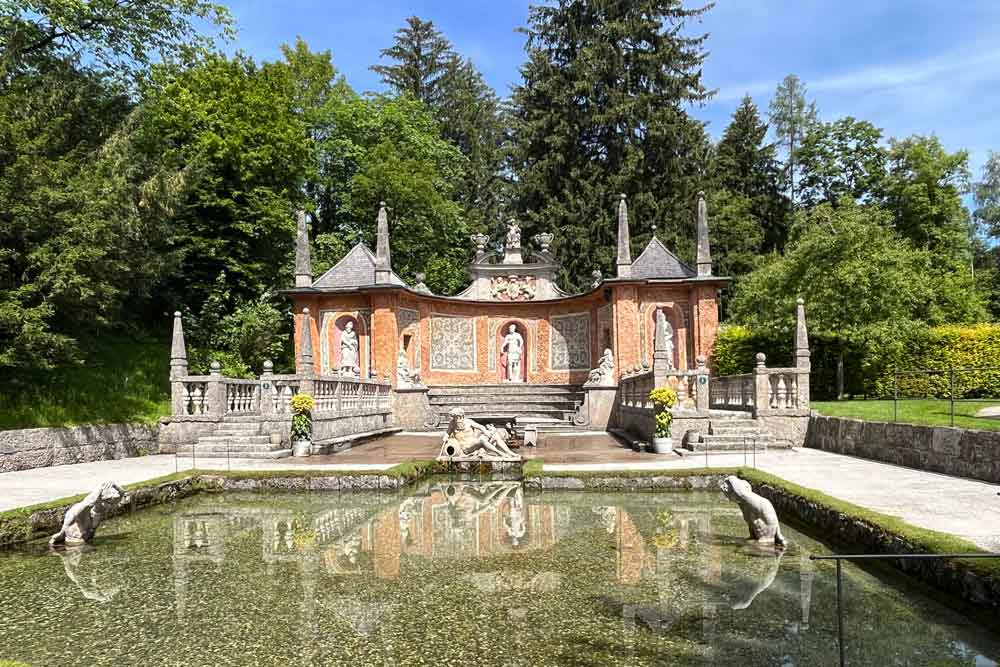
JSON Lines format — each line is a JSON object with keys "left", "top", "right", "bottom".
{"left": 292, "top": 438, "right": 312, "bottom": 457}
{"left": 651, "top": 436, "right": 673, "bottom": 454}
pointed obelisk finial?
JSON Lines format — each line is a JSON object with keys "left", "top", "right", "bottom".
{"left": 616, "top": 194, "right": 632, "bottom": 278}
{"left": 696, "top": 191, "right": 712, "bottom": 276}
{"left": 298, "top": 307, "right": 315, "bottom": 376}
{"left": 795, "top": 298, "right": 810, "bottom": 370}
{"left": 294, "top": 210, "right": 312, "bottom": 288}
{"left": 375, "top": 201, "right": 392, "bottom": 284}
{"left": 170, "top": 311, "right": 188, "bottom": 380}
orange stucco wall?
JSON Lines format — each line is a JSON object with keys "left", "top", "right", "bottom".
{"left": 291, "top": 282, "right": 722, "bottom": 387}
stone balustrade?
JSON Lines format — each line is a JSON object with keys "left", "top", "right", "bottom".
{"left": 709, "top": 373, "right": 755, "bottom": 412}
{"left": 170, "top": 366, "right": 392, "bottom": 422}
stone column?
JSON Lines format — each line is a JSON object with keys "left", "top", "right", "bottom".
{"left": 696, "top": 191, "right": 712, "bottom": 277}
{"left": 207, "top": 361, "right": 226, "bottom": 417}
{"left": 753, "top": 353, "right": 770, "bottom": 417}
{"left": 259, "top": 360, "right": 275, "bottom": 418}
{"left": 374, "top": 202, "right": 392, "bottom": 284}
{"left": 297, "top": 309, "right": 315, "bottom": 396}
{"left": 615, "top": 194, "right": 632, "bottom": 278}
{"left": 170, "top": 311, "right": 189, "bottom": 416}
{"left": 695, "top": 355, "right": 710, "bottom": 414}
{"left": 795, "top": 298, "right": 811, "bottom": 412}
{"left": 294, "top": 210, "right": 312, "bottom": 288}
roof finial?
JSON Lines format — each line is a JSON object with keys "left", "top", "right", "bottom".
{"left": 616, "top": 193, "right": 632, "bottom": 278}
{"left": 696, "top": 191, "right": 712, "bottom": 277}
{"left": 294, "top": 210, "right": 312, "bottom": 287}
{"left": 375, "top": 202, "right": 392, "bottom": 283}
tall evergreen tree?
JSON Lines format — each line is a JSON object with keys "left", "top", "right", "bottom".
{"left": 372, "top": 17, "right": 508, "bottom": 234}
{"left": 768, "top": 74, "right": 818, "bottom": 204}
{"left": 509, "top": 0, "right": 713, "bottom": 291}
{"left": 974, "top": 151, "right": 1000, "bottom": 238}
{"left": 713, "top": 94, "right": 788, "bottom": 251}
{"left": 370, "top": 16, "right": 454, "bottom": 107}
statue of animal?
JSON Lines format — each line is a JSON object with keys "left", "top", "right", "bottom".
{"left": 720, "top": 476, "right": 786, "bottom": 548}
{"left": 49, "top": 481, "right": 127, "bottom": 547}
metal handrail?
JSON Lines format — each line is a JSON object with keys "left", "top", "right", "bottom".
{"left": 809, "top": 552, "right": 1000, "bottom": 666}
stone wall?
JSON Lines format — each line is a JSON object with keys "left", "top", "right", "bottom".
{"left": 806, "top": 415, "right": 1000, "bottom": 484}
{"left": 0, "top": 423, "right": 159, "bottom": 473}
{"left": 751, "top": 478, "right": 1000, "bottom": 613}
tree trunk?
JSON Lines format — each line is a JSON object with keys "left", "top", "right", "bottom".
{"left": 836, "top": 351, "right": 845, "bottom": 400}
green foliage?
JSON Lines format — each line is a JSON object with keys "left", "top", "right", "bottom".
{"left": 797, "top": 117, "right": 886, "bottom": 207}
{"left": 884, "top": 135, "right": 973, "bottom": 263}
{"left": 649, "top": 387, "right": 677, "bottom": 437}
{"left": 1, "top": 0, "right": 233, "bottom": 85}
{"left": 290, "top": 393, "right": 314, "bottom": 439}
{"left": 974, "top": 151, "right": 1000, "bottom": 237}
{"left": 813, "top": 399, "right": 1000, "bottom": 432}
{"left": 509, "top": 0, "right": 713, "bottom": 291}
{"left": 767, "top": 74, "right": 819, "bottom": 202}
{"left": 711, "top": 325, "right": 757, "bottom": 375}
{"left": 730, "top": 201, "right": 985, "bottom": 343}
{"left": 0, "top": 333, "right": 169, "bottom": 429}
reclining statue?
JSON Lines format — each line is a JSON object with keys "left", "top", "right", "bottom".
{"left": 437, "top": 408, "right": 520, "bottom": 461}
{"left": 719, "top": 476, "right": 786, "bottom": 549}
{"left": 50, "top": 481, "right": 127, "bottom": 547}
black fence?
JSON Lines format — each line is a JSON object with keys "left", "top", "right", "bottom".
{"left": 889, "top": 367, "right": 1000, "bottom": 427}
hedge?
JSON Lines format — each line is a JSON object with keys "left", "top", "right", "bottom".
{"left": 714, "top": 322, "right": 1000, "bottom": 399}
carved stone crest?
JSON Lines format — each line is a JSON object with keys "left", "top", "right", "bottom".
{"left": 490, "top": 275, "right": 536, "bottom": 301}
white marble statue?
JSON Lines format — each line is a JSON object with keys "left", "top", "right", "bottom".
{"left": 396, "top": 349, "right": 420, "bottom": 388}
{"left": 586, "top": 348, "right": 615, "bottom": 386}
{"left": 502, "top": 324, "right": 525, "bottom": 382}
{"left": 438, "top": 408, "right": 520, "bottom": 461}
{"left": 340, "top": 320, "right": 359, "bottom": 376}
{"left": 720, "top": 476, "right": 786, "bottom": 548}
{"left": 655, "top": 308, "right": 675, "bottom": 370}
{"left": 506, "top": 220, "right": 521, "bottom": 248}
{"left": 50, "top": 481, "right": 127, "bottom": 547}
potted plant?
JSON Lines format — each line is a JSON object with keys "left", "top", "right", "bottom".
{"left": 648, "top": 387, "right": 678, "bottom": 454}
{"left": 290, "top": 393, "right": 315, "bottom": 457}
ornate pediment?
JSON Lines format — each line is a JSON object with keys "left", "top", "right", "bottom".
{"left": 491, "top": 275, "right": 537, "bottom": 301}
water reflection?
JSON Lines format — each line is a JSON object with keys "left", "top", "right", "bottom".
{"left": 13, "top": 480, "right": 994, "bottom": 667}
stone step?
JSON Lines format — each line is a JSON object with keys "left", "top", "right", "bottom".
{"left": 213, "top": 428, "right": 263, "bottom": 437}
{"left": 429, "top": 395, "right": 583, "bottom": 404}
{"left": 220, "top": 415, "right": 267, "bottom": 424}
{"left": 428, "top": 402, "right": 582, "bottom": 413}
{"left": 429, "top": 384, "right": 583, "bottom": 396}
{"left": 197, "top": 435, "right": 273, "bottom": 446}
{"left": 177, "top": 446, "right": 292, "bottom": 459}
{"left": 685, "top": 439, "right": 770, "bottom": 453}
{"left": 708, "top": 410, "right": 756, "bottom": 419}
{"left": 708, "top": 426, "right": 765, "bottom": 436}
{"left": 701, "top": 434, "right": 773, "bottom": 444}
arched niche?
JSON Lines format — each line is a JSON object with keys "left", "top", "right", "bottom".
{"left": 496, "top": 319, "right": 529, "bottom": 383}
{"left": 644, "top": 303, "right": 685, "bottom": 370}
{"left": 322, "top": 313, "right": 368, "bottom": 377}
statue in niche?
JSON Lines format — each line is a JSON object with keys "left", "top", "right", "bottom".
{"left": 505, "top": 220, "right": 521, "bottom": 248}
{"left": 437, "top": 408, "right": 520, "bottom": 461}
{"left": 654, "top": 308, "right": 675, "bottom": 370}
{"left": 339, "top": 320, "right": 359, "bottom": 376}
{"left": 397, "top": 349, "right": 421, "bottom": 388}
{"left": 585, "top": 348, "right": 615, "bottom": 386}
{"left": 720, "top": 476, "right": 786, "bottom": 549}
{"left": 50, "top": 481, "right": 127, "bottom": 547}
{"left": 501, "top": 324, "right": 525, "bottom": 382}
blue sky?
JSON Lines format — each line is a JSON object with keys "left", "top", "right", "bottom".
{"left": 225, "top": 0, "right": 1000, "bottom": 178}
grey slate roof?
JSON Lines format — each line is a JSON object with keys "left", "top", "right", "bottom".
{"left": 311, "top": 243, "right": 406, "bottom": 289}
{"left": 630, "top": 237, "right": 696, "bottom": 279}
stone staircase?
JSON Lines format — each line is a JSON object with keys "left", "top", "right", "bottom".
{"left": 176, "top": 417, "right": 290, "bottom": 459}
{"left": 682, "top": 412, "right": 785, "bottom": 452}
{"left": 427, "top": 384, "right": 585, "bottom": 431}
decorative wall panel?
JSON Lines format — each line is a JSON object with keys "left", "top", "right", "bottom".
{"left": 550, "top": 314, "right": 590, "bottom": 370}
{"left": 430, "top": 315, "right": 476, "bottom": 371}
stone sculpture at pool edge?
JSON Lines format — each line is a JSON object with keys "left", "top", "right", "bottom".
{"left": 720, "top": 476, "right": 787, "bottom": 549}
{"left": 49, "top": 481, "right": 127, "bottom": 547}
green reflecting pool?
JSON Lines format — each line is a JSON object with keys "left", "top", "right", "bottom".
{"left": 1, "top": 481, "right": 997, "bottom": 666}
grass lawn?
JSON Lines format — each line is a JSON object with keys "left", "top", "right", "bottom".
{"left": 0, "top": 334, "right": 170, "bottom": 430}
{"left": 812, "top": 399, "right": 1000, "bottom": 432}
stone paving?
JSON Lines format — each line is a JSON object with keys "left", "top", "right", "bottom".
{"left": 2, "top": 433, "right": 999, "bottom": 550}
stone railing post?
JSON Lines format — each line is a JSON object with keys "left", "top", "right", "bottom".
{"left": 695, "top": 355, "right": 710, "bottom": 414}
{"left": 259, "top": 360, "right": 275, "bottom": 418}
{"left": 753, "top": 353, "right": 770, "bottom": 417}
{"left": 207, "top": 361, "right": 226, "bottom": 417}
{"left": 169, "top": 310, "right": 189, "bottom": 417}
